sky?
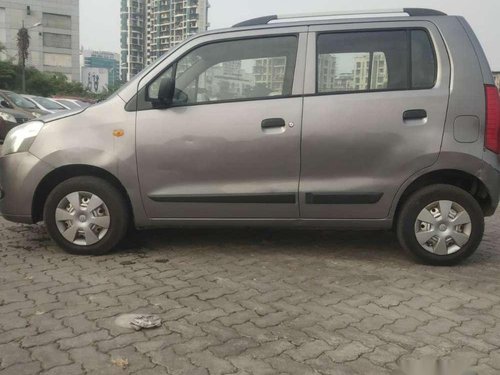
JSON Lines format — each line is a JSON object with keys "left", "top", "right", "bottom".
{"left": 80, "top": 0, "right": 500, "bottom": 70}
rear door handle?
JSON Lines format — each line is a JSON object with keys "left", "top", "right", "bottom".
{"left": 261, "top": 118, "right": 286, "bottom": 129}
{"left": 403, "top": 109, "right": 427, "bottom": 120}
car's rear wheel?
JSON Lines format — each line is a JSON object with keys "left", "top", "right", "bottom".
{"left": 397, "top": 184, "right": 484, "bottom": 266}
{"left": 44, "top": 176, "right": 129, "bottom": 255}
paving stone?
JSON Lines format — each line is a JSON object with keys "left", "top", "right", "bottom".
{"left": 58, "top": 330, "right": 110, "bottom": 350}
{"left": 189, "top": 350, "right": 236, "bottom": 374}
{"left": 266, "top": 355, "right": 318, "bottom": 375}
{"left": 326, "top": 342, "right": 372, "bottom": 363}
{"left": 172, "top": 335, "right": 220, "bottom": 356}
{"left": 69, "top": 346, "right": 112, "bottom": 373}
{"left": 285, "top": 339, "right": 332, "bottom": 362}
{"left": 0, "top": 312, "right": 27, "bottom": 331}
{"left": 228, "top": 355, "right": 276, "bottom": 375}
{"left": 363, "top": 343, "right": 407, "bottom": 366}
{"left": 252, "top": 312, "right": 289, "bottom": 328}
{"left": 385, "top": 317, "right": 421, "bottom": 334}
{"left": 0, "top": 327, "right": 37, "bottom": 345}
{"left": 39, "top": 364, "right": 84, "bottom": 375}
{"left": 1, "top": 214, "right": 500, "bottom": 372}
{"left": 148, "top": 347, "right": 199, "bottom": 374}
{"left": 31, "top": 344, "right": 72, "bottom": 370}
{"left": 219, "top": 310, "right": 259, "bottom": 326}
{"left": 244, "top": 340, "right": 295, "bottom": 359}
{"left": 97, "top": 332, "right": 147, "bottom": 352}
{"left": 0, "top": 361, "right": 42, "bottom": 375}
{"left": 109, "top": 345, "right": 156, "bottom": 373}
{"left": 62, "top": 314, "right": 99, "bottom": 335}
{"left": 185, "top": 308, "right": 226, "bottom": 324}
{"left": 209, "top": 337, "right": 259, "bottom": 357}
{"left": 21, "top": 328, "right": 74, "bottom": 348}
{"left": 166, "top": 319, "right": 205, "bottom": 339}
{"left": 0, "top": 343, "right": 31, "bottom": 369}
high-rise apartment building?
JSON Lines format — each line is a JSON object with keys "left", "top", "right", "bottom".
{"left": 0, "top": 0, "right": 80, "bottom": 81}
{"left": 121, "top": 0, "right": 209, "bottom": 82}
{"left": 120, "top": 0, "right": 145, "bottom": 82}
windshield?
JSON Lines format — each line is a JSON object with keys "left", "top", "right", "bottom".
{"left": 5, "top": 92, "right": 38, "bottom": 109}
{"left": 34, "top": 96, "right": 66, "bottom": 110}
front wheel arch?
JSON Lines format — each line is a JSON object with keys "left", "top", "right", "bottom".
{"left": 32, "top": 165, "right": 134, "bottom": 225}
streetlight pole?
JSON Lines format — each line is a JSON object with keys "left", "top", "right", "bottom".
{"left": 17, "top": 21, "right": 41, "bottom": 93}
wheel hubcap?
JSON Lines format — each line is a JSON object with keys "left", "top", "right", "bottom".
{"left": 55, "top": 191, "right": 111, "bottom": 246}
{"left": 414, "top": 200, "right": 472, "bottom": 255}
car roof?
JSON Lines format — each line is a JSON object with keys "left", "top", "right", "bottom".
{"left": 195, "top": 8, "right": 448, "bottom": 39}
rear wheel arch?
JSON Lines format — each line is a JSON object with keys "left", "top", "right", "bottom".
{"left": 32, "top": 165, "right": 134, "bottom": 224}
{"left": 393, "top": 169, "right": 493, "bottom": 225}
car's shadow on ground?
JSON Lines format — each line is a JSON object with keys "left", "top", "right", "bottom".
{"left": 119, "top": 226, "right": 412, "bottom": 263}
{"left": 5, "top": 221, "right": 498, "bottom": 268}
{"left": 115, "top": 224, "right": 500, "bottom": 269}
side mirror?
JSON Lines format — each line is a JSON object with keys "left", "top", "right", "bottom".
{"left": 154, "top": 77, "right": 176, "bottom": 108}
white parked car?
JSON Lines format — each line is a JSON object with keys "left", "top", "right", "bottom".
{"left": 52, "top": 98, "right": 91, "bottom": 110}
{"left": 23, "top": 95, "right": 71, "bottom": 114}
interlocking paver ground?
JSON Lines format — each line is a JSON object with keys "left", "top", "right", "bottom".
{"left": 0, "top": 212, "right": 499, "bottom": 374}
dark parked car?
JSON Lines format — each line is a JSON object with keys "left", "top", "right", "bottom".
{"left": 0, "top": 90, "right": 48, "bottom": 118}
{"left": 0, "top": 105, "right": 34, "bottom": 141}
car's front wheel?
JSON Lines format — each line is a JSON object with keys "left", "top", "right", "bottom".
{"left": 44, "top": 176, "right": 129, "bottom": 255}
{"left": 397, "top": 184, "right": 484, "bottom": 266}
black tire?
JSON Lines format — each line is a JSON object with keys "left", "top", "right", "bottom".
{"left": 44, "top": 176, "right": 129, "bottom": 255}
{"left": 397, "top": 184, "right": 484, "bottom": 266}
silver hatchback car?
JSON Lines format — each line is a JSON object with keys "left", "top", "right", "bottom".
{"left": 1, "top": 8, "right": 499, "bottom": 265}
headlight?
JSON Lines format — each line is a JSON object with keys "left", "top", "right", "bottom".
{"left": 1, "top": 121, "right": 44, "bottom": 157}
{"left": 32, "top": 112, "right": 42, "bottom": 118}
{"left": 0, "top": 111, "right": 16, "bottom": 123}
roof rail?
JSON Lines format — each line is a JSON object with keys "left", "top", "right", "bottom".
{"left": 233, "top": 8, "right": 447, "bottom": 27}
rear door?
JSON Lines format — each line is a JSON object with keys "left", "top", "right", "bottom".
{"left": 299, "top": 22, "right": 451, "bottom": 219}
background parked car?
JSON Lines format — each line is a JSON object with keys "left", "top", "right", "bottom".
{"left": 22, "top": 95, "right": 70, "bottom": 114}
{"left": 52, "top": 97, "right": 91, "bottom": 110}
{"left": 0, "top": 105, "right": 34, "bottom": 141}
{"left": 0, "top": 90, "right": 48, "bottom": 117}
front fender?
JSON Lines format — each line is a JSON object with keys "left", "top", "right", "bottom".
{"left": 28, "top": 96, "right": 148, "bottom": 226}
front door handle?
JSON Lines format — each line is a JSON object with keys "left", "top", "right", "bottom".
{"left": 261, "top": 118, "right": 286, "bottom": 129}
{"left": 403, "top": 109, "right": 427, "bottom": 121}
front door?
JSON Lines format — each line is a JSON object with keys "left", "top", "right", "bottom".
{"left": 300, "top": 23, "right": 451, "bottom": 219}
{"left": 136, "top": 35, "right": 304, "bottom": 219}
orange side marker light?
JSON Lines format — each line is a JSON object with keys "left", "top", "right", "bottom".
{"left": 113, "top": 129, "right": 125, "bottom": 137}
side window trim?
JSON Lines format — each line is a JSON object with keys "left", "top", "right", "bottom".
{"left": 314, "top": 27, "right": 437, "bottom": 96}
{"left": 410, "top": 29, "right": 438, "bottom": 90}
{"left": 134, "top": 34, "right": 300, "bottom": 111}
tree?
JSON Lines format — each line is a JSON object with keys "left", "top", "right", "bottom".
{"left": 17, "top": 26, "right": 30, "bottom": 92}
{"left": 0, "top": 61, "right": 17, "bottom": 89}
{"left": 0, "top": 59, "right": 105, "bottom": 98}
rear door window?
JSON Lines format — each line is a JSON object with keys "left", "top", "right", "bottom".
{"left": 317, "top": 29, "right": 436, "bottom": 94}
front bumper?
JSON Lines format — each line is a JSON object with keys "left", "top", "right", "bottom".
{"left": 0, "top": 152, "right": 53, "bottom": 224}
